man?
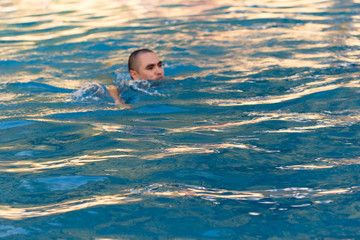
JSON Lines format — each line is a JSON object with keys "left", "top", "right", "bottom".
{"left": 107, "top": 49, "right": 164, "bottom": 106}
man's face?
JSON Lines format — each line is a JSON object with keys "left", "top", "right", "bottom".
{"left": 130, "top": 52, "right": 164, "bottom": 80}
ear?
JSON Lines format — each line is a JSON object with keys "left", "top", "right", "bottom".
{"left": 129, "top": 70, "right": 138, "bottom": 80}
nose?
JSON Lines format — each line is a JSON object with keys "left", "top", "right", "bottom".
{"left": 155, "top": 66, "right": 162, "bottom": 75}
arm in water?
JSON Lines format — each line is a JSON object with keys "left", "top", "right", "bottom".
{"left": 106, "top": 85, "right": 131, "bottom": 109}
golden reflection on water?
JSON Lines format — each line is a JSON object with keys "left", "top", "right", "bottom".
{"left": 0, "top": 154, "right": 134, "bottom": 173}
{"left": 167, "top": 116, "right": 272, "bottom": 133}
{"left": 260, "top": 111, "right": 360, "bottom": 133}
{"left": 142, "top": 143, "right": 274, "bottom": 160}
{"left": 91, "top": 122, "right": 128, "bottom": 133}
{"left": 0, "top": 142, "right": 272, "bottom": 173}
{"left": 166, "top": 110, "right": 360, "bottom": 134}
{"left": 16, "top": 104, "right": 117, "bottom": 119}
{"left": 35, "top": 106, "right": 357, "bottom": 138}
{"left": 0, "top": 0, "right": 241, "bottom": 44}
{"left": 2, "top": 108, "right": 358, "bottom": 173}
{"left": 154, "top": 184, "right": 360, "bottom": 202}
{"left": 1, "top": 0, "right": 360, "bottom": 224}
{"left": 203, "top": 79, "right": 360, "bottom": 106}
{"left": 279, "top": 157, "right": 360, "bottom": 170}
{"left": 1, "top": 0, "right": 356, "bottom": 56}
{"left": 1, "top": 0, "right": 358, "bottom": 104}
{"left": 0, "top": 193, "right": 141, "bottom": 220}
{"left": 0, "top": 182, "right": 358, "bottom": 220}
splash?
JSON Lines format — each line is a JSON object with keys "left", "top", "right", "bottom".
{"left": 72, "top": 82, "right": 106, "bottom": 102}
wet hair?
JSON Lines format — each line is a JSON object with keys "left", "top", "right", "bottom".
{"left": 128, "top": 49, "right": 154, "bottom": 72}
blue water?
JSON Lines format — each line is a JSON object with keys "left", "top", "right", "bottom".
{"left": 1, "top": 0, "right": 360, "bottom": 239}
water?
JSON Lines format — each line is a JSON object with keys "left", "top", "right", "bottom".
{"left": 1, "top": 0, "right": 360, "bottom": 239}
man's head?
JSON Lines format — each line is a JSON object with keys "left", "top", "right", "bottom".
{"left": 128, "top": 49, "right": 164, "bottom": 80}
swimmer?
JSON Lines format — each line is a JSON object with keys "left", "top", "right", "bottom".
{"left": 106, "top": 49, "right": 164, "bottom": 106}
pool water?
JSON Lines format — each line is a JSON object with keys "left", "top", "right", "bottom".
{"left": 1, "top": 0, "right": 360, "bottom": 239}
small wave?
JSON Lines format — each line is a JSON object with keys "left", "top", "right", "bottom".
{"left": 0, "top": 182, "right": 358, "bottom": 220}
{"left": 72, "top": 77, "right": 170, "bottom": 104}
{"left": 0, "top": 142, "right": 273, "bottom": 173}
{"left": 0, "top": 193, "right": 141, "bottom": 220}
{"left": 0, "top": 153, "right": 134, "bottom": 173}
{"left": 0, "top": 120, "right": 34, "bottom": 130}
{"left": 118, "top": 78, "right": 169, "bottom": 97}
{"left": 3, "top": 82, "right": 73, "bottom": 94}
{"left": 203, "top": 79, "right": 360, "bottom": 106}
{"left": 20, "top": 176, "right": 106, "bottom": 192}
{"left": 141, "top": 183, "right": 360, "bottom": 201}
{"left": 130, "top": 80, "right": 167, "bottom": 96}
{"left": 167, "top": 110, "right": 360, "bottom": 134}
{"left": 278, "top": 157, "right": 360, "bottom": 170}
{"left": 255, "top": 111, "right": 360, "bottom": 133}
{"left": 0, "top": 226, "right": 28, "bottom": 238}
{"left": 72, "top": 82, "right": 106, "bottom": 102}
{"left": 113, "top": 71, "right": 131, "bottom": 86}
{"left": 142, "top": 143, "right": 277, "bottom": 160}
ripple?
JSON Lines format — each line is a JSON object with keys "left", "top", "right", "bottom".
{"left": 278, "top": 157, "right": 360, "bottom": 170}
{"left": 1, "top": 0, "right": 360, "bottom": 237}
{"left": 21, "top": 175, "right": 106, "bottom": 191}
{"left": 0, "top": 226, "right": 28, "bottom": 238}
{"left": 0, "top": 120, "right": 34, "bottom": 130}
{"left": 0, "top": 182, "right": 358, "bottom": 220}
{"left": 142, "top": 143, "right": 276, "bottom": 160}
{"left": 166, "top": 110, "right": 360, "bottom": 134}
{"left": 0, "top": 154, "right": 134, "bottom": 173}
{"left": 141, "top": 183, "right": 360, "bottom": 200}
{"left": 202, "top": 79, "right": 360, "bottom": 107}
{"left": 0, "top": 193, "right": 141, "bottom": 220}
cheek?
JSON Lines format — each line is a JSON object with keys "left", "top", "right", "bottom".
{"left": 141, "top": 70, "right": 151, "bottom": 76}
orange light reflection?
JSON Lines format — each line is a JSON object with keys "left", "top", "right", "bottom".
{"left": 279, "top": 157, "right": 360, "bottom": 170}
{"left": 203, "top": 79, "right": 360, "bottom": 106}
{"left": 1, "top": 182, "right": 358, "bottom": 220}
{"left": 142, "top": 143, "right": 275, "bottom": 160}
{"left": 0, "top": 154, "right": 134, "bottom": 173}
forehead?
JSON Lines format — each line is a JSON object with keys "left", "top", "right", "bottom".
{"left": 137, "top": 52, "right": 160, "bottom": 67}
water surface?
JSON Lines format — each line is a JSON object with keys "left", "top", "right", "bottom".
{"left": 1, "top": 0, "right": 360, "bottom": 239}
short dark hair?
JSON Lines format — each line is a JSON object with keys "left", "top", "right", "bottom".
{"left": 128, "top": 49, "right": 154, "bottom": 72}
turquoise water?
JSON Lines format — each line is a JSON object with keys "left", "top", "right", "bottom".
{"left": 1, "top": 0, "right": 360, "bottom": 239}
